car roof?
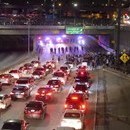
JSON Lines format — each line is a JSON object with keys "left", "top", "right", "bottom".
{"left": 4, "top": 119, "right": 22, "bottom": 123}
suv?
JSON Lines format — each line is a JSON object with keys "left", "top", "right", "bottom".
{"left": 60, "top": 109, "right": 84, "bottom": 130}
{"left": 35, "top": 86, "right": 54, "bottom": 102}
{"left": 1, "top": 119, "right": 29, "bottom": 130}
{"left": 24, "top": 100, "right": 47, "bottom": 119}
{"left": 15, "top": 77, "right": 34, "bottom": 87}
{"left": 64, "top": 93, "right": 87, "bottom": 112}
{"left": 10, "top": 85, "right": 31, "bottom": 100}
{"left": 0, "top": 94, "right": 11, "bottom": 109}
{"left": 47, "top": 79, "right": 62, "bottom": 92}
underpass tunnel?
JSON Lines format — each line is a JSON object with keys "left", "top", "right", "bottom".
{"left": 34, "top": 34, "right": 112, "bottom": 61}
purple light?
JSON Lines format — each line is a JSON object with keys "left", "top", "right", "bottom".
{"left": 38, "top": 36, "right": 42, "bottom": 40}
{"left": 45, "top": 37, "right": 50, "bottom": 41}
{"left": 56, "top": 37, "right": 63, "bottom": 43}
{"left": 62, "top": 34, "right": 67, "bottom": 38}
{"left": 38, "top": 40, "right": 44, "bottom": 47}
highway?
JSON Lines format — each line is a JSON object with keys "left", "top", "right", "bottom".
{"left": 0, "top": 55, "right": 97, "bottom": 130}
{"left": 0, "top": 54, "right": 130, "bottom": 130}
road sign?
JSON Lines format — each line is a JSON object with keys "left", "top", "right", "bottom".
{"left": 66, "top": 27, "right": 84, "bottom": 34}
{"left": 120, "top": 53, "right": 130, "bottom": 63}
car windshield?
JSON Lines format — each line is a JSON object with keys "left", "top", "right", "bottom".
{"left": 26, "top": 102, "right": 42, "bottom": 108}
{"left": 48, "top": 80, "right": 59, "bottom": 85}
{"left": 16, "top": 80, "right": 28, "bottom": 84}
{"left": 64, "top": 113, "right": 80, "bottom": 119}
{"left": 2, "top": 122, "right": 21, "bottom": 130}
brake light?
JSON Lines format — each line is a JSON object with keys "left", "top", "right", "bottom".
{"left": 64, "top": 104, "right": 68, "bottom": 108}
{"left": 35, "top": 110, "right": 42, "bottom": 113}
{"left": 71, "top": 96, "right": 78, "bottom": 100}
{"left": 46, "top": 92, "right": 52, "bottom": 96}
{"left": 81, "top": 104, "right": 86, "bottom": 109}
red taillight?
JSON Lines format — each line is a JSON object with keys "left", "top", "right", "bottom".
{"left": 46, "top": 92, "right": 52, "bottom": 96}
{"left": 64, "top": 104, "right": 68, "bottom": 108}
{"left": 71, "top": 96, "right": 78, "bottom": 100}
{"left": 81, "top": 104, "right": 86, "bottom": 109}
{"left": 10, "top": 92, "right": 14, "bottom": 95}
{"left": 36, "top": 92, "right": 40, "bottom": 95}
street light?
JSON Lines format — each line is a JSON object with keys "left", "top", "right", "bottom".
{"left": 72, "top": 2, "right": 78, "bottom": 25}
{"left": 58, "top": 3, "right": 62, "bottom": 18}
{"left": 116, "top": 0, "right": 122, "bottom": 59}
{"left": 27, "top": 20, "right": 31, "bottom": 55}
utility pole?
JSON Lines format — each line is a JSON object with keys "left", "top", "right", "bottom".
{"left": 116, "top": 0, "right": 122, "bottom": 60}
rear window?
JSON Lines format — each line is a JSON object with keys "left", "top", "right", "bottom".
{"left": 10, "top": 70, "right": 18, "bottom": 73}
{"left": 64, "top": 113, "right": 80, "bottom": 119}
{"left": 26, "top": 101, "right": 42, "bottom": 108}
{"left": 75, "top": 85, "right": 87, "bottom": 91}
{"left": 16, "top": 80, "right": 28, "bottom": 84}
{"left": 0, "top": 74, "right": 10, "bottom": 78}
{"left": 54, "top": 72, "right": 64, "bottom": 77}
{"left": 2, "top": 122, "right": 21, "bottom": 130}
{"left": 48, "top": 80, "right": 59, "bottom": 85}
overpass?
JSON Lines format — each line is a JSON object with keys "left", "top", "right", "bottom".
{"left": 0, "top": 25, "right": 115, "bottom": 35}
{"left": 0, "top": 25, "right": 130, "bottom": 53}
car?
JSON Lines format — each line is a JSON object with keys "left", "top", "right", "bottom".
{"left": 10, "top": 85, "right": 32, "bottom": 100}
{"left": 1, "top": 119, "right": 29, "bottom": 130}
{"left": 64, "top": 93, "right": 88, "bottom": 112}
{"left": 0, "top": 74, "right": 15, "bottom": 85}
{"left": 60, "top": 109, "right": 84, "bottom": 130}
{"left": 35, "top": 67, "right": 46, "bottom": 75}
{"left": 46, "top": 61, "right": 56, "bottom": 69}
{"left": 35, "top": 86, "right": 54, "bottom": 102}
{"left": 9, "top": 69, "right": 22, "bottom": 79}
{"left": 31, "top": 60, "right": 41, "bottom": 68}
{"left": 60, "top": 66, "right": 71, "bottom": 75}
{"left": 23, "top": 63, "right": 34, "bottom": 74}
{"left": 74, "top": 76, "right": 91, "bottom": 88}
{"left": 15, "top": 77, "right": 34, "bottom": 87}
{"left": 0, "top": 82, "right": 2, "bottom": 91}
{"left": 47, "top": 79, "right": 62, "bottom": 92}
{"left": 64, "top": 61, "right": 74, "bottom": 69}
{"left": 52, "top": 70, "right": 67, "bottom": 85}
{"left": 0, "top": 94, "right": 11, "bottom": 109}
{"left": 76, "top": 69, "right": 89, "bottom": 78}
{"left": 32, "top": 70, "right": 45, "bottom": 79}
{"left": 24, "top": 100, "right": 47, "bottom": 119}
{"left": 73, "top": 84, "right": 89, "bottom": 93}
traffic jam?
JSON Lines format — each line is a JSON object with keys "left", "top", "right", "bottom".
{"left": 0, "top": 58, "right": 94, "bottom": 130}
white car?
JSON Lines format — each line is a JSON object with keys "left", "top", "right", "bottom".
{"left": 0, "top": 94, "right": 11, "bottom": 109}
{"left": 9, "top": 70, "right": 22, "bottom": 79}
{"left": 60, "top": 109, "right": 84, "bottom": 130}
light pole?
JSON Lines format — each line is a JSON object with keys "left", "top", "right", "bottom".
{"left": 73, "top": 2, "right": 78, "bottom": 25}
{"left": 116, "top": 0, "right": 122, "bottom": 59}
{"left": 58, "top": 3, "right": 62, "bottom": 18}
{"left": 27, "top": 20, "right": 31, "bottom": 55}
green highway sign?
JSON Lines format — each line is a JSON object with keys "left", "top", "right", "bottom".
{"left": 66, "top": 27, "right": 84, "bottom": 34}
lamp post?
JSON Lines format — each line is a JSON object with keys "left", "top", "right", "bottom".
{"left": 58, "top": 3, "right": 62, "bottom": 18}
{"left": 73, "top": 2, "right": 78, "bottom": 25}
{"left": 116, "top": 0, "right": 122, "bottom": 59}
{"left": 27, "top": 20, "right": 31, "bottom": 55}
